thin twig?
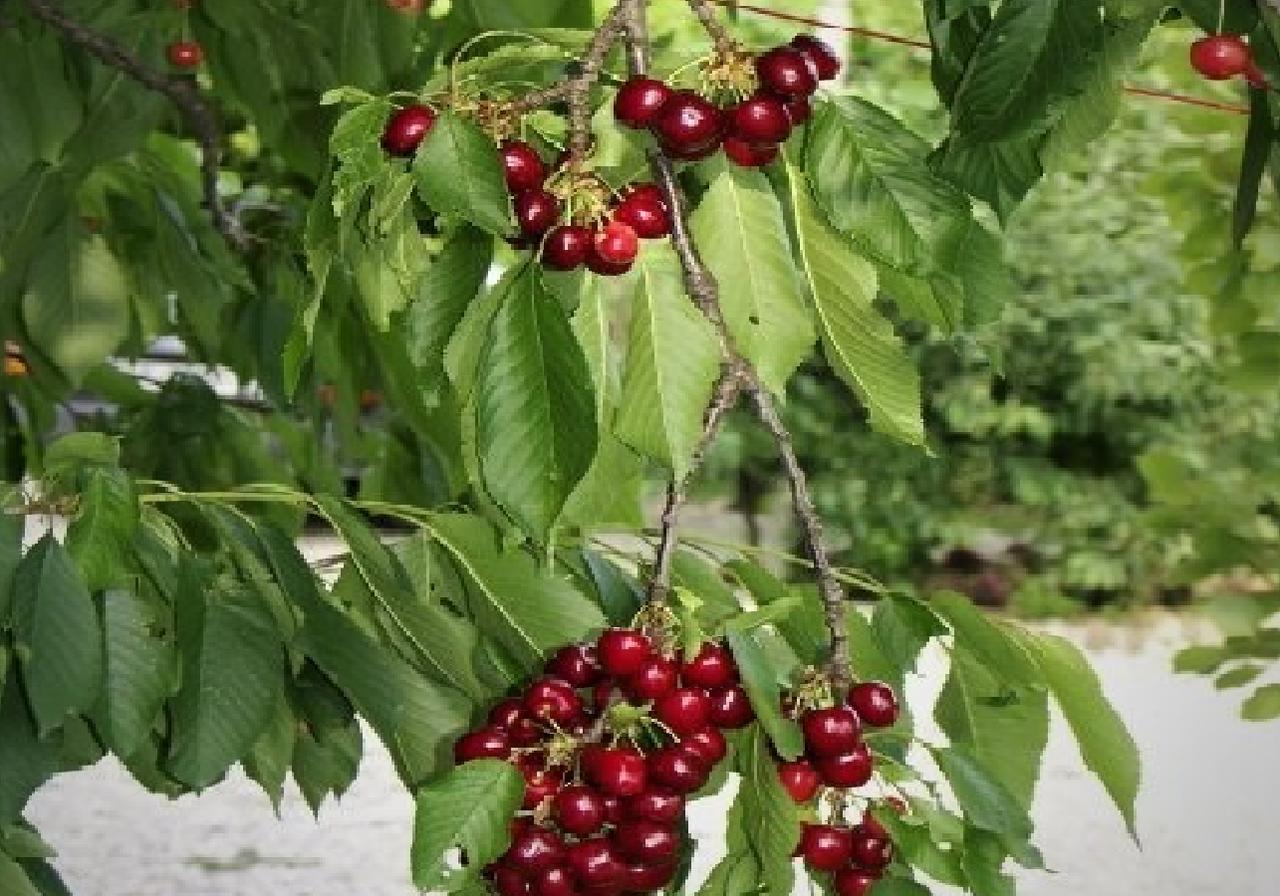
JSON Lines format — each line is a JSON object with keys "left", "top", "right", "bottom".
{"left": 23, "top": 0, "right": 248, "bottom": 250}
{"left": 686, "top": 0, "right": 736, "bottom": 54}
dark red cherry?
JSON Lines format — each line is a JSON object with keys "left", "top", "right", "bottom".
{"left": 600, "top": 794, "right": 625, "bottom": 825}
{"left": 489, "top": 698, "right": 527, "bottom": 730}
{"left": 541, "top": 225, "right": 592, "bottom": 271}
{"left": 585, "top": 746, "right": 648, "bottom": 797}
{"left": 799, "top": 823, "right": 852, "bottom": 871}
{"left": 680, "top": 725, "right": 727, "bottom": 766}
{"left": 1189, "top": 34, "right": 1252, "bottom": 80}
{"left": 565, "top": 839, "right": 627, "bottom": 889}
{"left": 859, "top": 807, "right": 889, "bottom": 840}
{"left": 802, "top": 706, "right": 861, "bottom": 756}
{"left": 381, "top": 104, "right": 436, "bottom": 157}
{"left": 530, "top": 866, "right": 577, "bottom": 896}
{"left": 523, "top": 767, "right": 565, "bottom": 810}
{"left": 586, "top": 237, "right": 635, "bottom": 276}
{"left": 782, "top": 94, "right": 812, "bottom": 125}
{"left": 815, "top": 744, "right": 873, "bottom": 788}
{"left": 614, "top": 819, "right": 678, "bottom": 864}
{"left": 515, "top": 189, "right": 561, "bottom": 237}
{"left": 592, "top": 221, "right": 639, "bottom": 266}
{"left": 508, "top": 716, "right": 545, "bottom": 747}
{"left": 627, "top": 655, "right": 680, "bottom": 701}
{"left": 848, "top": 681, "right": 899, "bottom": 728}
{"left": 681, "top": 642, "right": 738, "bottom": 690}
{"left": 778, "top": 759, "right": 822, "bottom": 803}
{"left": 834, "top": 867, "right": 879, "bottom": 896}
{"left": 547, "top": 643, "right": 602, "bottom": 687}
{"left": 654, "top": 688, "right": 711, "bottom": 736}
{"left": 729, "top": 94, "right": 792, "bottom": 144}
{"left": 622, "top": 182, "right": 667, "bottom": 210}
{"left": 851, "top": 831, "right": 893, "bottom": 870}
{"left": 454, "top": 726, "right": 511, "bottom": 763}
{"left": 592, "top": 681, "right": 618, "bottom": 713}
{"left": 525, "top": 677, "right": 583, "bottom": 723}
{"left": 647, "top": 745, "right": 709, "bottom": 794}
{"left": 596, "top": 629, "right": 653, "bottom": 677}
{"left": 624, "top": 860, "right": 676, "bottom": 891}
{"left": 551, "top": 785, "right": 607, "bottom": 836}
{"left": 508, "top": 829, "right": 567, "bottom": 875}
{"left": 791, "top": 35, "right": 841, "bottom": 81}
{"left": 615, "top": 77, "right": 674, "bottom": 129}
{"left": 664, "top": 140, "right": 720, "bottom": 163}
{"left": 755, "top": 47, "right": 819, "bottom": 97}
{"left": 723, "top": 136, "right": 778, "bottom": 168}
{"left": 500, "top": 141, "right": 547, "bottom": 194}
{"left": 493, "top": 863, "right": 532, "bottom": 896}
{"left": 166, "top": 40, "right": 203, "bottom": 68}
{"left": 623, "top": 789, "right": 685, "bottom": 825}
{"left": 653, "top": 90, "right": 724, "bottom": 154}
{"left": 707, "top": 686, "right": 755, "bottom": 728}
{"left": 613, "top": 193, "right": 671, "bottom": 240}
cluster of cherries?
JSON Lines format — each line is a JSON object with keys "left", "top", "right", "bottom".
{"left": 1189, "top": 33, "right": 1268, "bottom": 87}
{"left": 612, "top": 35, "right": 840, "bottom": 168}
{"left": 453, "top": 628, "right": 755, "bottom": 895}
{"left": 780, "top": 682, "right": 902, "bottom": 896}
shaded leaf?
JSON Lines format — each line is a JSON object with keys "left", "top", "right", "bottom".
{"left": 411, "top": 759, "right": 524, "bottom": 891}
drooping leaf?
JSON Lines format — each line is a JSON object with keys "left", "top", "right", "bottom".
{"left": 735, "top": 725, "right": 800, "bottom": 895}
{"left": 929, "top": 592, "right": 1043, "bottom": 686}
{"left": 0, "top": 674, "right": 57, "bottom": 825}
{"left": 0, "top": 853, "right": 39, "bottom": 896}
{"left": 66, "top": 466, "right": 138, "bottom": 592}
{"left": 94, "top": 588, "right": 177, "bottom": 759}
{"left": 725, "top": 630, "right": 804, "bottom": 760}
{"left": 242, "top": 690, "right": 295, "bottom": 811}
{"left": 0, "top": 513, "right": 21, "bottom": 625}
{"left": 1242, "top": 683, "right": 1280, "bottom": 721}
{"left": 931, "top": 746, "right": 1034, "bottom": 841}
{"left": 411, "top": 759, "right": 524, "bottom": 891}
{"left": 413, "top": 112, "right": 512, "bottom": 236}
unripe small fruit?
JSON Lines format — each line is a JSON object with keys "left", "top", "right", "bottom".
{"left": 755, "top": 47, "right": 818, "bottom": 98}
{"left": 1189, "top": 34, "right": 1252, "bottom": 81}
{"left": 615, "top": 77, "right": 674, "bottom": 128}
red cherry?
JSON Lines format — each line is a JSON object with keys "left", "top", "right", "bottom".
{"left": 799, "top": 823, "right": 853, "bottom": 871}
{"left": 851, "top": 831, "right": 893, "bottom": 870}
{"left": 613, "top": 194, "right": 671, "bottom": 240}
{"left": 547, "top": 643, "right": 602, "bottom": 687}
{"left": 654, "top": 688, "right": 712, "bottom": 736}
{"left": 665, "top": 140, "right": 721, "bottom": 163}
{"left": 622, "top": 183, "right": 667, "bottom": 210}
{"left": 592, "top": 221, "right": 639, "bottom": 266}
{"left": 597, "top": 629, "right": 653, "bottom": 677}
{"left": 848, "top": 681, "right": 899, "bottom": 728}
{"left": 723, "top": 136, "right": 778, "bottom": 168}
{"left": 729, "top": 94, "right": 792, "bottom": 144}
{"left": 615, "top": 77, "right": 674, "bottom": 129}
{"left": 834, "top": 867, "right": 880, "bottom": 896}
{"left": 592, "top": 681, "right": 618, "bottom": 714}
{"left": 1189, "top": 34, "right": 1252, "bottom": 80}
{"left": 585, "top": 244, "right": 634, "bottom": 278}
{"left": 508, "top": 716, "right": 545, "bottom": 747}
{"left": 756, "top": 47, "right": 819, "bottom": 97}
{"left": 782, "top": 94, "right": 812, "bottom": 125}
{"left": 647, "top": 745, "right": 709, "bottom": 794}
{"left": 552, "top": 785, "right": 608, "bottom": 836}
{"left": 523, "top": 767, "right": 565, "bottom": 810}
{"left": 627, "top": 655, "right": 680, "bottom": 701}
{"left": 493, "top": 863, "right": 532, "bottom": 896}
{"left": 624, "top": 860, "right": 676, "bottom": 891}
{"left": 681, "top": 642, "right": 738, "bottom": 690}
{"left": 623, "top": 789, "right": 685, "bottom": 824}
{"left": 680, "top": 725, "right": 727, "bottom": 766}
{"left": 530, "top": 866, "right": 577, "bottom": 896}
{"left": 381, "top": 104, "right": 436, "bottom": 157}
{"left": 515, "top": 190, "right": 561, "bottom": 237}
{"left": 565, "top": 839, "right": 627, "bottom": 889}
{"left": 614, "top": 819, "right": 679, "bottom": 864}
{"left": 501, "top": 141, "right": 548, "bottom": 194}
{"left": 508, "top": 829, "right": 567, "bottom": 875}
{"left": 859, "top": 808, "right": 890, "bottom": 840}
{"left": 791, "top": 35, "right": 841, "bottom": 81}
{"left": 454, "top": 726, "right": 511, "bottom": 763}
{"left": 815, "top": 744, "right": 873, "bottom": 788}
{"left": 585, "top": 746, "right": 649, "bottom": 797}
{"left": 166, "top": 40, "right": 203, "bottom": 68}
{"left": 653, "top": 90, "right": 724, "bottom": 154}
{"left": 802, "top": 706, "right": 861, "bottom": 756}
{"left": 385, "top": 0, "right": 427, "bottom": 13}
{"left": 541, "top": 225, "right": 592, "bottom": 272}
{"left": 778, "top": 759, "right": 822, "bottom": 803}
{"left": 525, "top": 677, "right": 583, "bottom": 723}
{"left": 489, "top": 698, "right": 527, "bottom": 730}
{"left": 707, "top": 686, "right": 754, "bottom": 729}
{"left": 600, "top": 794, "right": 625, "bottom": 825}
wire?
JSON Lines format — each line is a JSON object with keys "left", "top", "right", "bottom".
{"left": 712, "top": 0, "right": 1250, "bottom": 116}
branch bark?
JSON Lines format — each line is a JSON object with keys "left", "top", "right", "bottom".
{"left": 685, "top": 0, "right": 736, "bottom": 54}
{"left": 24, "top": 0, "right": 249, "bottom": 250}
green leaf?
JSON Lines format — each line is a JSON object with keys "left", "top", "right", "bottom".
{"left": 1214, "top": 664, "right": 1264, "bottom": 690}
{"left": 615, "top": 245, "right": 722, "bottom": 477}
{"left": 475, "top": 265, "right": 598, "bottom": 538}
{"left": 413, "top": 112, "right": 512, "bottom": 236}
{"left": 929, "top": 593, "right": 1043, "bottom": 686}
{"left": 66, "top": 466, "right": 138, "bottom": 592}
{"left": 94, "top": 588, "right": 177, "bottom": 758}
{"left": 0, "top": 853, "right": 39, "bottom": 896}
{"left": 873, "top": 593, "right": 947, "bottom": 676}
{"left": 726, "top": 560, "right": 827, "bottom": 666}
{"left": 1172, "top": 643, "right": 1226, "bottom": 674}
{"left": 168, "top": 567, "right": 284, "bottom": 789}
{"left": 242, "top": 691, "right": 294, "bottom": 810}
{"left": 10, "top": 536, "right": 103, "bottom": 735}
{"left": 0, "top": 513, "right": 21, "bottom": 625}
{"left": 411, "top": 759, "right": 524, "bottom": 891}
{"left": 328, "top": 99, "right": 392, "bottom": 218}
{"left": 963, "top": 828, "right": 1016, "bottom": 896}
{"left": 869, "top": 878, "right": 933, "bottom": 896}
{"left": 786, "top": 160, "right": 923, "bottom": 445}
{"left": 1023, "top": 632, "right": 1140, "bottom": 835}
{"left": 0, "top": 675, "right": 57, "bottom": 824}
{"left": 725, "top": 630, "right": 804, "bottom": 760}
{"left": 293, "top": 719, "right": 362, "bottom": 814}
{"left": 1234, "top": 89, "right": 1273, "bottom": 246}
{"left": 931, "top": 746, "right": 1033, "bottom": 841}
{"left": 931, "top": 136, "right": 1042, "bottom": 224}
{"left": 42, "top": 433, "right": 120, "bottom": 479}
{"left": 735, "top": 725, "right": 800, "bottom": 895}
{"left": 1242, "top": 683, "right": 1280, "bottom": 721}
{"left": 691, "top": 160, "right": 814, "bottom": 394}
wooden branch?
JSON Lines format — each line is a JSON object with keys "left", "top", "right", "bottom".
{"left": 685, "top": 0, "right": 736, "bottom": 54}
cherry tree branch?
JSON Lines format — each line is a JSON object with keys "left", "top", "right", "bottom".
{"left": 685, "top": 0, "right": 737, "bottom": 54}
{"left": 23, "top": 0, "right": 249, "bottom": 250}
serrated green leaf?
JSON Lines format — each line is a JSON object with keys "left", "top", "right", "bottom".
{"left": 869, "top": 875, "right": 932, "bottom": 895}
{"left": 929, "top": 592, "right": 1043, "bottom": 686}
{"left": 292, "top": 709, "right": 362, "bottom": 815}
{"left": 736, "top": 725, "right": 799, "bottom": 895}
{"left": 726, "top": 630, "right": 804, "bottom": 760}
{"left": 411, "top": 759, "right": 524, "bottom": 891}
{"left": 0, "top": 675, "right": 57, "bottom": 825}
{"left": 1242, "top": 683, "right": 1280, "bottom": 721}
{"left": 412, "top": 112, "right": 512, "bottom": 236}
{"left": 66, "top": 467, "right": 138, "bottom": 592}
{"left": 242, "top": 690, "right": 294, "bottom": 811}
{"left": 963, "top": 827, "right": 1016, "bottom": 896}
{"left": 94, "top": 588, "right": 177, "bottom": 758}
{"left": 931, "top": 746, "right": 1034, "bottom": 841}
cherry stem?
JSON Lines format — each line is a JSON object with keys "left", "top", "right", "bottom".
{"left": 685, "top": 0, "right": 738, "bottom": 55}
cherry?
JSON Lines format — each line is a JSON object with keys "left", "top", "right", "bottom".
{"left": 489, "top": 698, "right": 527, "bottom": 730}
{"left": 834, "top": 867, "right": 879, "bottom": 896}
{"left": 566, "top": 839, "right": 627, "bottom": 889}
{"left": 647, "top": 745, "right": 709, "bottom": 794}
{"left": 654, "top": 688, "right": 712, "bottom": 736}
{"left": 681, "top": 642, "right": 738, "bottom": 690}
{"left": 552, "top": 785, "right": 608, "bottom": 836}
{"left": 597, "top": 629, "right": 653, "bottom": 677}
{"left": 627, "top": 655, "right": 680, "bottom": 701}
{"left": 815, "top": 744, "right": 873, "bottom": 788}
{"left": 624, "top": 789, "right": 685, "bottom": 825}
{"left": 614, "top": 819, "right": 679, "bottom": 864}
{"left": 523, "top": 767, "right": 565, "bottom": 810}
{"left": 454, "top": 726, "right": 511, "bottom": 763}
{"left": 707, "top": 686, "right": 755, "bottom": 728}
{"left": 540, "top": 225, "right": 593, "bottom": 272}
{"left": 508, "top": 716, "right": 544, "bottom": 747}
{"left": 848, "top": 681, "right": 899, "bottom": 728}
{"left": 385, "top": 0, "right": 427, "bottom": 13}
{"left": 665, "top": 140, "right": 721, "bottom": 163}
{"left": 623, "top": 860, "right": 676, "bottom": 891}
{"left": 515, "top": 190, "right": 562, "bottom": 237}
{"left": 381, "top": 104, "right": 436, "bottom": 157}
{"left": 585, "top": 746, "right": 649, "bottom": 797}
{"left": 493, "top": 863, "right": 532, "bottom": 896}
{"left": 615, "top": 77, "right": 674, "bottom": 129}
{"left": 592, "top": 680, "right": 618, "bottom": 713}
{"left": 166, "top": 40, "right": 203, "bottom": 68}
{"left": 501, "top": 141, "right": 548, "bottom": 194}
{"left": 802, "top": 706, "right": 861, "bottom": 756}
{"left": 622, "top": 182, "right": 667, "bottom": 210}
{"left": 860, "top": 804, "right": 902, "bottom": 839}
{"left": 653, "top": 91, "right": 724, "bottom": 154}
{"left": 729, "top": 94, "right": 792, "bottom": 144}
{"left": 723, "top": 136, "right": 778, "bottom": 168}
{"left": 525, "top": 677, "right": 583, "bottom": 723}
{"left": 791, "top": 35, "right": 841, "bottom": 81}
{"left": 547, "top": 643, "right": 602, "bottom": 687}
{"left": 531, "top": 866, "right": 577, "bottom": 896}
{"left": 680, "top": 725, "right": 727, "bottom": 766}
{"left": 799, "top": 823, "right": 853, "bottom": 871}
{"left": 756, "top": 47, "right": 819, "bottom": 98}
{"left": 1190, "top": 34, "right": 1252, "bottom": 80}
{"left": 592, "top": 221, "right": 639, "bottom": 266}
{"left": 586, "top": 239, "right": 635, "bottom": 276}
{"left": 600, "top": 794, "right": 625, "bottom": 825}
{"left": 778, "top": 759, "right": 822, "bottom": 803}
{"left": 613, "top": 193, "right": 671, "bottom": 240}
{"left": 508, "top": 829, "right": 567, "bottom": 875}
{"left": 851, "top": 831, "right": 893, "bottom": 870}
